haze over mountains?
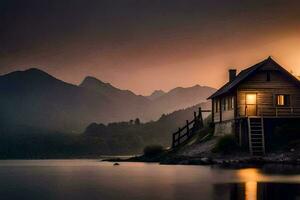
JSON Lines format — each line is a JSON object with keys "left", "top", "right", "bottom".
{"left": 0, "top": 68, "right": 216, "bottom": 132}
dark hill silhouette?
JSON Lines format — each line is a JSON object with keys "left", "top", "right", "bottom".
{"left": 0, "top": 68, "right": 216, "bottom": 132}
{"left": 83, "top": 102, "right": 211, "bottom": 154}
{"left": 0, "top": 68, "right": 113, "bottom": 131}
{"left": 0, "top": 102, "right": 211, "bottom": 158}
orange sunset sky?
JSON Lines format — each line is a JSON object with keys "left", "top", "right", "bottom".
{"left": 0, "top": 0, "right": 300, "bottom": 95}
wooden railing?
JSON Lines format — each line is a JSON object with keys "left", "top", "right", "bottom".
{"left": 259, "top": 107, "right": 300, "bottom": 117}
{"left": 171, "top": 107, "right": 211, "bottom": 149}
{"left": 238, "top": 105, "right": 300, "bottom": 117}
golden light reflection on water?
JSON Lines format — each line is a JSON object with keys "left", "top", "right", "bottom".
{"left": 245, "top": 181, "right": 257, "bottom": 200}
{"left": 237, "top": 169, "right": 260, "bottom": 200}
{"left": 237, "top": 168, "right": 261, "bottom": 182}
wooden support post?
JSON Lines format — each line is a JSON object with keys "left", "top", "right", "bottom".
{"left": 177, "top": 127, "right": 181, "bottom": 145}
{"left": 193, "top": 111, "right": 198, "bottom": 130}
{"left": 247, "top": 118, "right": 252, "bottom": 155}
{"left": 261, "top": 117, "right": 266, "bottom": 155}
{"left": 198, "top": 107, "right": 203, "bottom": 128}
{"left": 238, "top": 120, "right": 242, "bottom": 146}
{"left": 172, "top": 134, "right": 175, "bottom": 148}
{"left": 186, "top": 120, "right": 189, "bottom": 137}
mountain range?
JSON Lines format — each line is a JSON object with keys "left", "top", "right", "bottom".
{"left": 0, "top": 68, "right": 216, "bottom": 132}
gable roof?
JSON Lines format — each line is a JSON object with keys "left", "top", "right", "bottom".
{"left": 208, "top": 57, "right": 300, "bottom": 99}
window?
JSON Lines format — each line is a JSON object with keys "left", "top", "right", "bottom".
{"left": 222, "top": 98, "right": 226, "bottom": 111}
{"left": 276, "top": 94, "right": 290, "bottom": 106}
{"left": 227, "top": 97, "right": 231, "bottom": 110}
{"left": 277, "top": 95, "right": 284, "bottom": 105}
{"left": 227, "top": 96, "right": 234, "bottom": 110}
{"left": 215, "top": 97, "right": 234, "bottom": 112}
{"left": 230, "top": 96, "right": 234, "bottom": 109}
{"left": 215, "top": 100, "right": 219, "bottom": 113}
{"left": 246, "top": 94, "right": 257, "bottom": 105}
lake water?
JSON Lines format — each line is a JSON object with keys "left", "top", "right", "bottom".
{"left": 0, "top": 160, "right": 300, "bottom": 200}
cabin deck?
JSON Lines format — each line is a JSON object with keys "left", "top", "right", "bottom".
{"left": 237, "top": 106, "right": 300, "bottom": 118}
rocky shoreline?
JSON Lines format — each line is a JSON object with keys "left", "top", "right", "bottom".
{"left": 161, "top": 155, "right": 300, "bottom": 167}
{"left": 103, "top": 134, "right": 300, "bottom": 168}
{"left": 104, "top": 151, "right": 300, "bottom": 168}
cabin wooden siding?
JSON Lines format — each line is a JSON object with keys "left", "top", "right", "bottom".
{"left": 213, "top": 94, "right": 235, "bottom": 123}
{"left": 212, "top": 67, "right": 300, "bottom": 122}
{"left": 237, "top": 70, "right": 300, "bottom": 117}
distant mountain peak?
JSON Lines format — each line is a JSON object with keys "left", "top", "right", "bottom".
{"left": 25, "top": 67, "right": 46, "bottom": 73}
{"left": 150, "top": 90, "right": 165, "bottom": 96}
{"left": 9, "top": 68, "right": 51, "bottom": 76}
{"left": 169, "top": 84, "right": 213, "bottom": 93}
{"left": 81, "top": 76, "right": 103, "bottom": 84}
{"left": 79, "top": 76, "right": 117, "bottom": 90}
{"left": 81, "top": 76, "right": 104, "bottom": 85}
{"left": 79, "top": 76, "right": 138, "bottom": 97}
{"left": 147, "top": 90, "right": 166, "bottom": 100}
{"left": 0, "top": 68, "right": 60, "bottom": 84}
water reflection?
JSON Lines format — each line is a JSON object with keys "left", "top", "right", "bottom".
{"left": 213, "top": 182, "right": 300, "bottom": 200}
{"left": 237, "top": 168, "right": 261, "bottom": 182}
{"left": 245, "top": 181, "right": 257, "bottom": 200}
{"left": 214, "top": 182, "right": 300, "bottom": 200}
{"left": 214, "top": 168, "right": 300, "bottom": 200}
{"left": 0, "top": 160, "right": 300, "bottom": 200}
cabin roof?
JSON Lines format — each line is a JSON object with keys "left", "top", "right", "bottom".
{"left": 208, "top": 57, "right": 300, "bottom": 99}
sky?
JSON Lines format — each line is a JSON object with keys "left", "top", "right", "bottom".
{"left": 0, "top": 0, "right": 300, "bottom": 95}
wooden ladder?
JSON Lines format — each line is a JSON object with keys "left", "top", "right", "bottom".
{"left": 247, "top": 117, "right": 265, "bottom": 156}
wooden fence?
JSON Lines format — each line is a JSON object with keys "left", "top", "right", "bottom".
{"left": 171, "top": 107, "right": 211, "bottom": 149}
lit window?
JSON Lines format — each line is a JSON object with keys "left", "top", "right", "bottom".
{"left": 277, "top": 95, "right": 284, "bottom": 106}
{"left": 276, "top": 94, "right": 290, "bottom": 106}
{"left": 246, "top": 94, "right": 256, "bottom": 105}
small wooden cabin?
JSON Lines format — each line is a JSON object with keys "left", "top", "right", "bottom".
{"left": 208, "top": 57, "right": 300, "bottom": 155}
